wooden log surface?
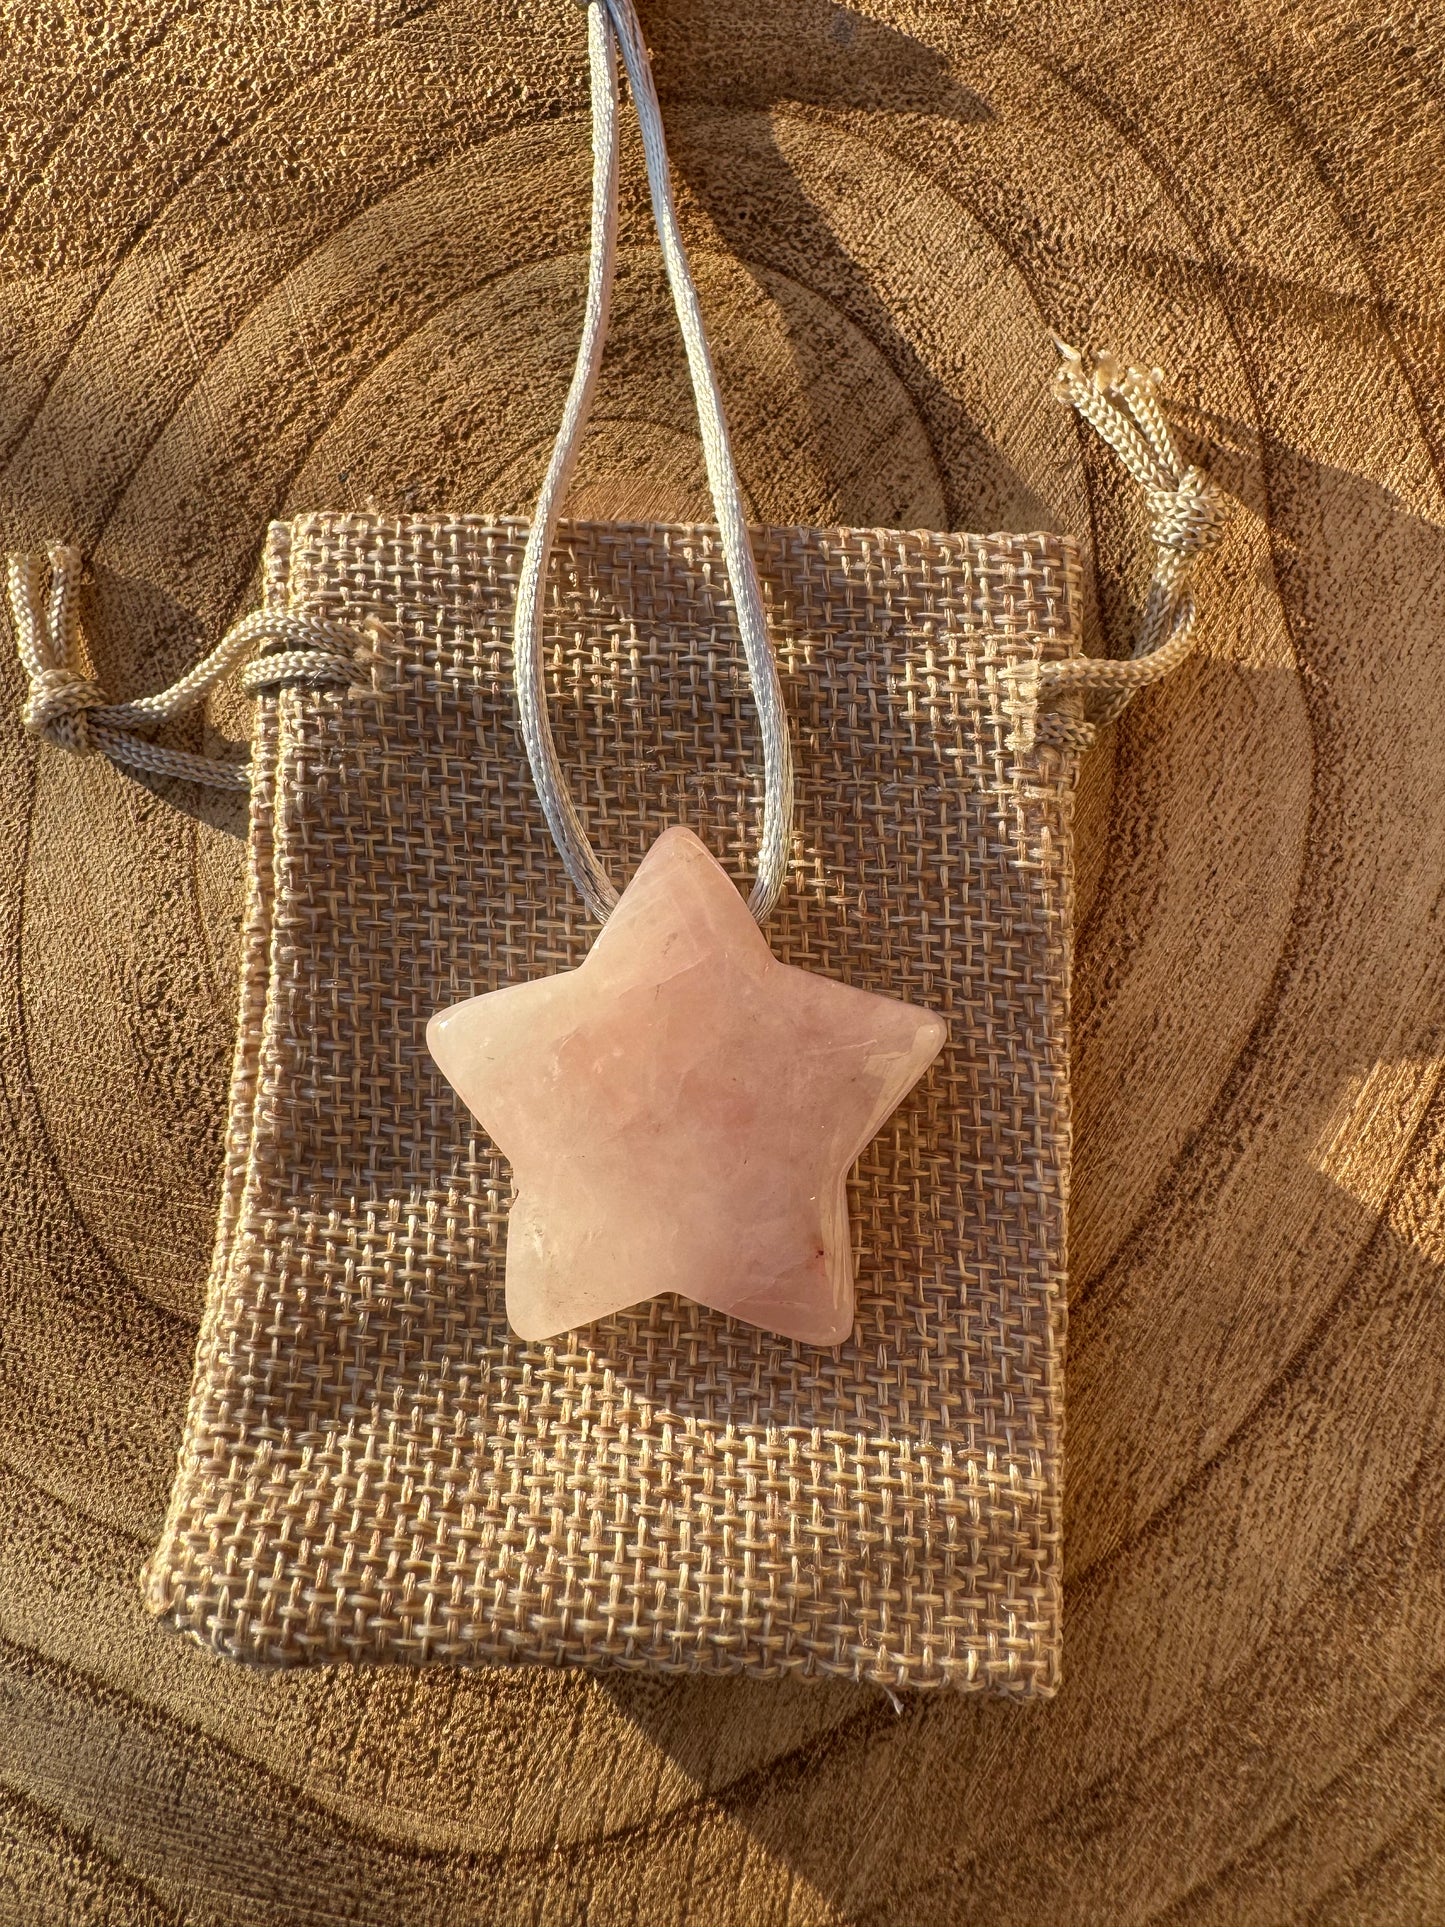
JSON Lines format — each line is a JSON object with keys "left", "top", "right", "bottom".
{"left": 2, "top": 1, "right": 1443, "bottom": 1921}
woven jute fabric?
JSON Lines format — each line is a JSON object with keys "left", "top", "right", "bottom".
{"left": 142, "top": 510, "right": 1084, "bottom": 1696}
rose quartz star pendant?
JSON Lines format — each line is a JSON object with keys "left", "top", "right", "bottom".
{"left": 427, "top": 828, "right": 946, "bottom": 1346}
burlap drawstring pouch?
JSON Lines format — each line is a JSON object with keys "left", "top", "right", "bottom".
{"left": 7, "top": 0, "right": 1224, "bottom": 1696}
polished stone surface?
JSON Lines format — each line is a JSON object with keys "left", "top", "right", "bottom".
{"left": 428, "top": 827, "right": 946, "bottom": 1344}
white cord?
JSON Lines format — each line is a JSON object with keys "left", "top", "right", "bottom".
{"left": 512, "top": 0, "right": 794, "bottom": 925}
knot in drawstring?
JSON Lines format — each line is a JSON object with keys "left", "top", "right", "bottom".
{"left": 5, "top": 543, "right": 378, "bottom": 791}
{"left": 1144, "top": 467, "right": 1228, "bottom": 560}
{"left": 1026, "top": 343, "right": 1230, "bottom": 749}
{"left": 21, "top": 664, "right": 108, "bottom": 756}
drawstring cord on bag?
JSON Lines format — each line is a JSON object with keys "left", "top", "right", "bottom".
{"left": 3, "top": 543, "right": 372, "bottom": 792}
{"left": 515, "top": 0, "right": 1227, "bottom": 877}
{"left": 1030, "top": 343, "right": 1228, "bottom": 751}
{"left": 0, "top": 0, "right": 801, "bottom": 865}
{"left": 3, "top": 23, "right": 1224, "bottom": 807}
{"left": 3, "top": 345, "right": 1225, "bottom": 797}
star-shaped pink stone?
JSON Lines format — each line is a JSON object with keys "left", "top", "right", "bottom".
{"left": 427, "top": 827, "right": 946, "bottom": 1345}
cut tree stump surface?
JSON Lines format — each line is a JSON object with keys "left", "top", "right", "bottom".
{"left": 2, "top": 2, "right": 1442, "bottom": 1922}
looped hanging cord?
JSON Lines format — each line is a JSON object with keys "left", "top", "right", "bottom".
{"left": 514, "top": 0, "right": 794, "bottom": 926}
{"left": 5, "top": 543, "right": 371, "bottom": 791}
{"left": 1031, "top": 342, "right": 1228, "bottom": 750}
